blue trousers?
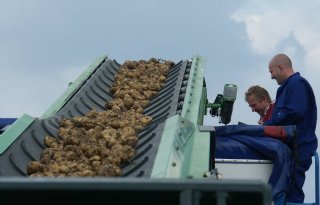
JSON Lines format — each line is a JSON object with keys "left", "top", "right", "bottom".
{"left": 215, "top": 124, "right": 293, "bottom": 201}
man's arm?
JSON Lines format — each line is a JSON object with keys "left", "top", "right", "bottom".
{"left": 264, "top": 80, "right": 308, "bottom": 126}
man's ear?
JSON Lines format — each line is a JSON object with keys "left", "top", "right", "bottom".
{"left": 262, "top": 96, "right": 268, "bottom": 101}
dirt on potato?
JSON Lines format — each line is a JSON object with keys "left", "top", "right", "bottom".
{"left": 27, "top": 58, "right": 175, "bottom": 177}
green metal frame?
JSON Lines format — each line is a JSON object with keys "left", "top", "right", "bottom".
{"left": 41, "top": 55, "right": 108, "bottom": 118}
{"left": 0, "top": 55, "right": 108, "bottom": 155}
{"left": 151, "top": 55, "right": 210, "bottom": 178}
{"left": 0, "top": 114, "right": 35, "bottom": 154}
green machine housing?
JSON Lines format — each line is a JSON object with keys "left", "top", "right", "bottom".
{"left": 0, "top": 55, "right": 271, "bottom": 205}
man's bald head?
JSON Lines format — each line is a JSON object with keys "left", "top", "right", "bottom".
{"left": 269, "top": 54, "right": 293, "bottom": 70}
{"left": 268, "top": 54, "right": 294, "bottom": 85}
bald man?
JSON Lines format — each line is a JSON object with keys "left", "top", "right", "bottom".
{"left": 264, "top": 53, "right": 318, "bottom": 203}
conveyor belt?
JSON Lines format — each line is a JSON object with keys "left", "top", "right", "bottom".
{"left": 0, "top": 58, "right": 192, "bottom": 177}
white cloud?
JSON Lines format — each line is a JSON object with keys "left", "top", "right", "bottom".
{"left": 231, "top": 0, "right": 320, "bottom": 72}
{"left": 232, "top": 10, "right": 292, "bottom": 54}
{"left": 230, "top": 1, "right": 320, "bottom": 202}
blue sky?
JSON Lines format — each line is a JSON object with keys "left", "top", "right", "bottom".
{"left": 1, "top": 0, "right": 319, "bottom": 202}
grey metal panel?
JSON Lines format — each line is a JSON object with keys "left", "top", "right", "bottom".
{"left": 0, "top": 178, "right": 272, "bottom": 205}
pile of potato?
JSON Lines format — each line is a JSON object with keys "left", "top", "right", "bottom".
{"left": 27, "top": 58, "right": 175, "bottom": 177}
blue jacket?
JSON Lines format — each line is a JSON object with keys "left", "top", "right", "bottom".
{"left": 263, "top": 72, "right": 317, "bottom": 202}
{"left": 264, "top": 72, "right": 317, "bottom": 146}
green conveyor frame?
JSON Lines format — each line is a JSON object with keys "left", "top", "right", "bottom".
{"left": 151, "top": 55, "right": 211, "bottom": 178}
